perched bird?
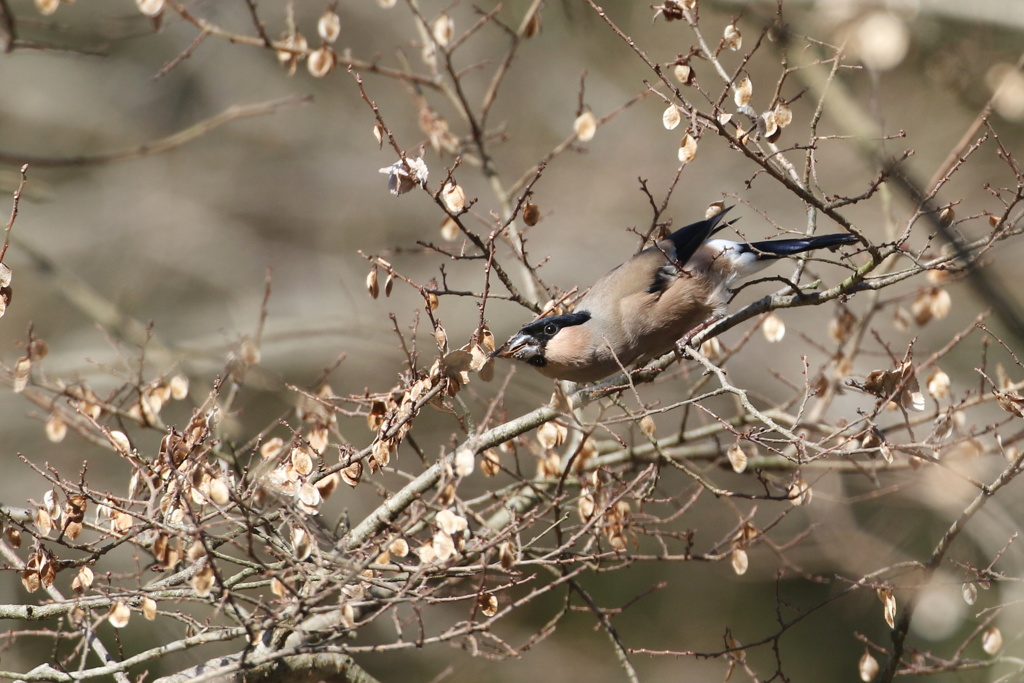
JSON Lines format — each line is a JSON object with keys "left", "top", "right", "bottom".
{"left": 495, "top": 208, "right": 858, "bottom": 382}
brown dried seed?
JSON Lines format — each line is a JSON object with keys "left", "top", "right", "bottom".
{"left": 523, "top": 203, "right": 540, "bottom": 226}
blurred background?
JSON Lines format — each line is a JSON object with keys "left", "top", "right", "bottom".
{"left": 1, "top": 0, "right": 1023, "bottom": 680}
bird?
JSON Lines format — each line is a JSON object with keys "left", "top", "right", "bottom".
{"left": 494, "top": 207, "right": 858, "bottom": 383}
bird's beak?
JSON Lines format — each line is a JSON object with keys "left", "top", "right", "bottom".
{"left": 491, "top": 332, "right": 538, "bottom": 361}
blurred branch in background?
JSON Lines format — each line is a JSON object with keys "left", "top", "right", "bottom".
{"left": 0, "top": 1, "right": 1020, "bottom": 682}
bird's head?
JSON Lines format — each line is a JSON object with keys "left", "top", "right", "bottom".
{"left": 493, "top": 312, "right": 593, "bottom": 370}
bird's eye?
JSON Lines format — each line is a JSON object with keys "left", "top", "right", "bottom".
{"left": 543, "top": 323, "right": 558, "bottom": 336}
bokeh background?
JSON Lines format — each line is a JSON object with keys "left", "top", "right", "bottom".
{"left": 1, "top": 0, "right": 1023, "bottom": 680}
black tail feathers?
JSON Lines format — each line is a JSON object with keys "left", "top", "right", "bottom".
{"left": 746, "top": 233, "right": 857, "bottom": 258}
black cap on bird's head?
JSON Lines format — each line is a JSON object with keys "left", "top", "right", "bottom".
{"left": 492, "top": 312, "right": 592, "bottom": 368}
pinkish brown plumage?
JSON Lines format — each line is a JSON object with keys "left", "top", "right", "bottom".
{"left": 496, "top": 208, "right": 857, "bottom": 383}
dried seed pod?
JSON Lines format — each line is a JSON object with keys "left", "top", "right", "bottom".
{"left": 536, "top": 421, "right": 567, "bottom": 449}
{"left": 773, "top": 101, "right": 793, "bottom": 128}
{"left": 662, "top": 105, "right": 682, "bottom": 130}
{"left": 927, "top": 368, "right": 950, "bottom": 399}
{"left": 318, "top": 10, "right": 341, "bottom": 43}
{"left": 341, "top": 461, "right": 362, "bottom": 487}
{"left": 441, "top": 182, "right": 466, "bottom": 213}
{"left": 877, "top": 587, "right": 896, "bottom": 628}
{"left": 982, "top": 626, "right": 1002, "bottom": 655}
{"left": 136, "top": 0, "right": 164, "bottom": 17}
{"left": 307, "top": 45, "right": 335, "bottom": 78}
{"left": 723, "top": 24, "right": 742, "bottom": 51}
{"left": 678, "top": 133, "right": 698, "bottom": 163}
{"left": 480, "top": 449, "right": 500, "bottom": 477}
{"left": 141, "top": 597, "right": 157, "bottom": 620}
{"left": 939, "top": 205, "right": 955, "bottom": 227}
{"left": 731, "top": 547, "right": 748, "bottom": 575}
{"left": 727, "top": 443, "right": 748, "bottom": 473}
{"left": 440, "top": 216, "right": 459, "bottom": 241}
{"left": 859, "top": 651, "right": 879, "bottom": 682}
{"left": 638, "top": 415, "right": 656, "bottom": 437}
{"left": 478, "top": 592, "right": 498, "bottom": 616}
{"left": 45, "top": 414, "right": 67, "bottom": 443}
{"left": 34, "top": 0, "right": 59, "bottom": 16}
{"left": 13, "top": 356, "right": 30, "bottom": 393}
{"left": 762, "top": 313, "right": 786, "bottom": 342}
{"left": 191, "top": 564, "right": 216, "bottom": 598}
{"left": 574, "top": 111, "right": 597, "bottom": 142}
{"left": 829, "top": 307, "right": 857, "bottom": 343}
{"left": 674, "top": 62, "right": 694, "bottom": 85}
{"left": 523, "top": 203, "right": 540, "bottom": 226}
{"left": 432, "top": 13, "right": 454, "bottom": 46}
{"left": 734, "top": 75, "right": 753, "bottom": 108}
{"left": 108, "top": 601, "right": 131, "bottom": 628}
{"left": 454, "top": 447, "right": 474, "bottom": 476}
{"left": 366, "top": 268, "right": 380, "bottom": 299}
{"left": 788, "top": 474, "right": 812, "bottom": 506}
